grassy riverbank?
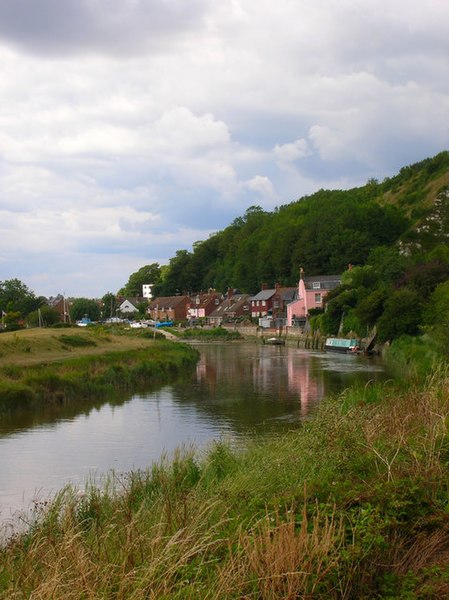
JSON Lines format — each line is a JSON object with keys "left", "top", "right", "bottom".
{"left": 0, "top": 327, "right": 199, "bottom": 407}
{"left": 2, "top": 358, "right": 449, "bottom": 598}
{"left": 171, "top": 326, "right": 243, "bottom": 341}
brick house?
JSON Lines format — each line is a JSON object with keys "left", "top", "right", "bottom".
{"left": 147, "top": 295, "right": 190, "bottom": 322}
{"left": 47, "top": 295, "right": 72, "bottom": 323}
{"left": 208, "top": 290, "right": 251, "bottom": 326}
{"left": 187, "top": 290, "right": 221, "bottom": 320}
{"left": 250, "top": 283, "right": 296, "bottom": 323}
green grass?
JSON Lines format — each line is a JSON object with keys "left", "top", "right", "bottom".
{"left": 0, "top": 326, "right": 165, "bottom": 366}
{"left": 0, "top": 338, "right": 199, "bottom": 407}
{"left": 2, "top": 366, "right": 449, "bottom": 598}
{"left": 59, "top": 334, "right": 97, "bottom": 347}
{"left": 178, "top": 327, "right": 243, "bottom": 340}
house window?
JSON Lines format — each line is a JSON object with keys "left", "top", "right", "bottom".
{"left": 262, "top": 300, "right": 266, "bottom": 306}
{"left": 315, "top": 293, "right": 322, "bottom": 304}
{"left": 273, "top": 301, "right": 279, "bottom": 308}
{"left": 312, "top": 282, "right": 321, "bottom": 289}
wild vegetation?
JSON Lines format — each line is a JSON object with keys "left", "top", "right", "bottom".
{"left": 172, "top": 326, "right": 243, "bottom": 341}
{"left": 148, "top": 151, "right": 449, "bottom": 298}
{"left": 1, "top": 359, "right": 448, "bottom": 598}
{"left": 0, "top": 327, "right": 198, "bottom": 407}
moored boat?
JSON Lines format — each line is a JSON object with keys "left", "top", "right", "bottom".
{"left": 265, "top": 337, "right": 285, "bottom": 345}
{"left": 325, "top": 337, "right": 360, "bottom": 354}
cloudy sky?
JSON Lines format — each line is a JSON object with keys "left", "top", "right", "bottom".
{"left": 1, "top": 0, "right": 448, "bottom": 298}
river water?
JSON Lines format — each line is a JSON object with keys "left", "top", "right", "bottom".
{"left": 0, "top": 342, "right": 386, "bottom": 529}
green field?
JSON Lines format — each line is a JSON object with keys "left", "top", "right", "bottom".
{"left": 0, "top": 326, "right": 161, "bottom": 366}
{"left": 0, "top": 326, "right": 199, "bottom": 406}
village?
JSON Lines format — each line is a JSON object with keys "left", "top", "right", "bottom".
{"left": 46, "top": 272, "right": 342, "bottom": 333}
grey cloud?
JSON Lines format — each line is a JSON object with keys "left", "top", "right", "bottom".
{"left": 0, "top": 0, "right": 212, "bottom": 56}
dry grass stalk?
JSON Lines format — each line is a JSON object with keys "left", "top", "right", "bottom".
{"left": 217, "top": 503, "right": 344, "bottom": 600}
{"left": 361, "top": 368, "right": 449, "bottom": 482}
{"left": 1, "top": 496, "right": 229, "bottom": 600}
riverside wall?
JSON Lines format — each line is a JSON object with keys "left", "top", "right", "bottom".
{"left": 222, "top": 324, "right": 326, "bottom": 350}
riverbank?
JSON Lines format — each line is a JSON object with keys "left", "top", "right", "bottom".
{"left": 0, "top": 327, "right": 199, "bottom": 407}
{"left": 172, "top": 326, "right": 243, "bottom": 341}
{"left": 1, "top": 358, "right": 448, "bottom": 598}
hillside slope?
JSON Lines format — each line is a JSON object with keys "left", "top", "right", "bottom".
{"left": 154, "top": 151, "right": 449, "bottom": 296}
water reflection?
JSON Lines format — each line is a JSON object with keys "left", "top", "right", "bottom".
{"left": 0, "top": 343, "right": 386, "bottom": 524}
{"left": 171, "top": 343, "right": 385, "bottom": 433}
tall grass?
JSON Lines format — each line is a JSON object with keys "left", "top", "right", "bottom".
{"left": 385, "top": 334, "right": 443, "bottom": 383}
{"left": 0, "top": 340, "right": 199, "bottom": 408}
{"left": 2, "top": 367, "right": 449, "bottom": 597}
{"left": 179, "top": 327, "right": 243, "bottom": 340}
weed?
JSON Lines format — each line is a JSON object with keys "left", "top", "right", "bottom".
{"left": 58, "top": 334, "right": 97, "bottom": 348}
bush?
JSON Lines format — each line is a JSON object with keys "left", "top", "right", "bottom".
{"left": 59, "top": 334, "right": 97, "bottom": 348}
{"left": 377, "top": 289, "right": 423, "bottom": 342}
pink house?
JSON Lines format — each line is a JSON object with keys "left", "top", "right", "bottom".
{"left": 287, "top": 271, "right": 341, "bottom": 327}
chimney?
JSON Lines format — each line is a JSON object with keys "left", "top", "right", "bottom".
{"left": 261, "top": 283, "right": 268, "bottom": 290}
{"left": 227, "top": 287, "right": 233, "bottom": 299}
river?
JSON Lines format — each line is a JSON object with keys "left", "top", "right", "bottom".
{"left": 0, "top": 342, "right": 386, "bottom": 530}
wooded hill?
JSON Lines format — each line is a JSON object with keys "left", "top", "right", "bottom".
{"left": 123, "top": 151, "right": 445, "bottom": 347}
{"left": 152, "top": 151, "right": 449, "bottom": 297}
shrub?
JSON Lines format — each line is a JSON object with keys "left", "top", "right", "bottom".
{"left": 59, "top": 334, "right": 97, "bottom": 348}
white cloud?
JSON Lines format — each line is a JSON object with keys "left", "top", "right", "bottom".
{"left": 274, "top": 139, "right": 310, "bottom": 170}
{"left": 243, "top": 175, "right": 276, "bottom": 200}
{"left": 0, "top": 0, "right": 448, "bottom": 296}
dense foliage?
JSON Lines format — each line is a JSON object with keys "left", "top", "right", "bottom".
{"left": 0, "top": 278, "right": 44, "bottom": 327}
{"left": 69, "top": 298, "right": 101, "bottom": 322}
{"left": 118, "top": 263, "right": 162, "bottom": 297}
{"left": 143, "top": 151, "right": 449, "bottom": 345}
{"left": 152, "top": 197, "right": 408, "bottom": 296}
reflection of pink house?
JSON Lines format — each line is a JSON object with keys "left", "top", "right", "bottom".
{"left": 287, "top": 271, "right": 341, "bottom": 327}
{"left": 287, "top": 353, "right": 325, "bottom": 416}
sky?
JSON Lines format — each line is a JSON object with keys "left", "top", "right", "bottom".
{"left": 1, "top": 0, "right": 449, "bottom": 298}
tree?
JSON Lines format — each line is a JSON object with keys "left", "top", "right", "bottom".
{"left": 355, "top": 288, "right": 388, "bottom": 328}
{"left": 156, "top": 250, "right": 195, "bottom": 296}
{"left": 367, "top": 246, "right": 409, "bottom": 284}
{"left": 0, "top": 278, "right": 43, "bottom": 317}
{"left": 119, "top": 264, "right": 161, "bottom": 297}
{"left": 397, "top": 260, "right": 449, "bottom": 299}
{"left": 101, "top": 292, "right": 117, "bottom": 319}
{"left": 70, "top": 298, "right": 101, "bottom": 322}
{"left": 377, "top": 289, "right": 423, "bottom": 342}
{"left": 341, "top": 265, "right": 378, "bottom": 290}
{"left": 2, "top": 310, "right": 22, "bottom": 330}
{"left": 423, "top": 280, "right": 449, "bottom": 354}
{"left": 27, "top": 305, "right": 60, "bottom": 327}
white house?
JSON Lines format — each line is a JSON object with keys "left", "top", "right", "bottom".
{"left": 142, "top": 284, "right": 153, "bottom": 299}
{"left": 118, "top": 299, "right": 139, "bottom": 314}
